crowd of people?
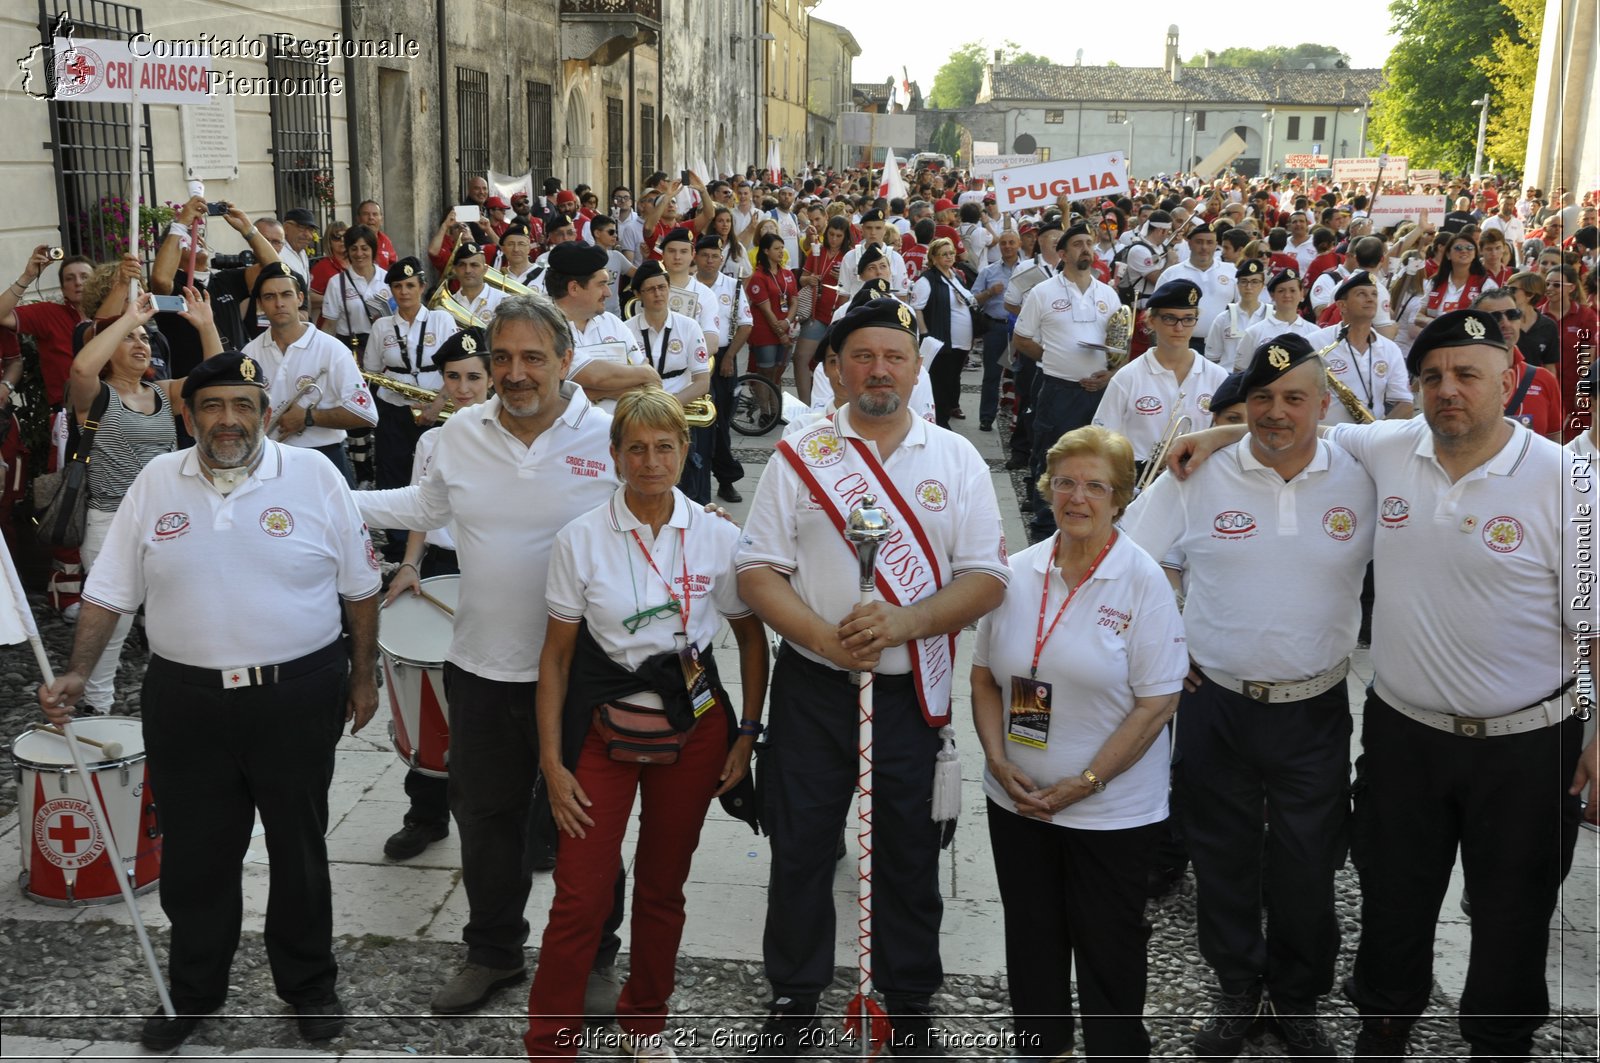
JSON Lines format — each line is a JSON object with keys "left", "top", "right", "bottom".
{"left": 5, "top": 157, "right": 1599, "bottom": 1063}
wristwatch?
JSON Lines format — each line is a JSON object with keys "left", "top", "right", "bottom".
{"left": 303, "top": 405, "right": 315, "bottom": 428}
{"left": 1081, "top": 768, "right": 1107, "bottom": 794}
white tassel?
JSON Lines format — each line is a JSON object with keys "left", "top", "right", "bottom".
{"left": 931, "top": 724, "right": 961, "bottom": 822}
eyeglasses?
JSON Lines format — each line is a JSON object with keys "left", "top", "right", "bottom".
{"left": 1049, "top": 477, "right": 1112, "bottom": 499}
{"left": 1485, "top": 308, "right": 1523, "bottom": 322}
{"left": 622, "top": 599, "right": 682, "bottom": 634}
{"left": 1155, "top": 313, "right": 1200, "bottom": 326}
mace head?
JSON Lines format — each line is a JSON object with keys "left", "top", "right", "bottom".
{"left": 845, "top": 494, "right": 892, "bottom": 545}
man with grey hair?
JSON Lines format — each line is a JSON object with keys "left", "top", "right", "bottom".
{"left": 356, "top": 295, "right": 624, "bottom": 1016}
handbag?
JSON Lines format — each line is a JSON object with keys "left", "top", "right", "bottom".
{"left": 31, "top": 383, "right": 111, "bottom": 548}
{"left": 594, "top": 698, "right": 692, "bottom": 765}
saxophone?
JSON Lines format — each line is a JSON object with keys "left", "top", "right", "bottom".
{"left": 362, "top": 372, "right": 455, "bottom": 423}
{"left": 1315, "top": 327, "right": 1377, "bottom": 424}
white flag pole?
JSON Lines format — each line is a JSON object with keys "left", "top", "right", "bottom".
{"left": 126, "top": 58, "right": 142, "bottom": 300}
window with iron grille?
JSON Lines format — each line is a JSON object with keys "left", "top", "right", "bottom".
{"left": 1044, "top": 109, "right": 1064, "bottom": 124}
{"left": 527, "top": 80, "right": 553, "bottom": 186}
{"left": 267, "top": 43, "right": 335, "bottom": 232}
{"left": 640, "top": 104, "right": 657, "bottom": 182}
{"left": 456, "top": 66, "right": 490, "bottom": 202}
{"left": 606, "top": 97, "right": 624, "bottom": 194}
{"left": 1287, "top": 116, "right": 1302, "bottom": 141}
{"left": 40, "top": 0, "right": 157, "bottom": 265}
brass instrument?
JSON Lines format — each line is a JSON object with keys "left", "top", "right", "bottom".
{"left": 481, "top": 265, "right": 537, "bottom": 298}
{"left": 1104, "top": 305, "right": 1133, "bottom": 369}
{"left": 1135, "top": 391, "right": 1193, "bottom": 493}
{"left": 427, "top": 282, "right": 485, "bottom": 329}
{"left": 1314, "top": 326, "right": 1377, "bottom": 424}
{"left": 618, "top": 295, "right": 717, "bottom": 427}
{"left": 362, "top": 371, "right": 455, "bottom": 424}
{"left": 266, "top": 377, "right": 322, "bottom": 438}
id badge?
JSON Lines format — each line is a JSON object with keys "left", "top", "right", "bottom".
{"left": 1006, "top": 675, "right": 1052, "bottom": 749}
{"left": 676, "top": 632, "right": 716, "bottom": 718}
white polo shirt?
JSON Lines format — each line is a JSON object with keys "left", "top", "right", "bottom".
{"left": 697, "top": 271, "right": 753, "bottom": 348}
{"left": 365, "top": 308, "right": 456, "bottom": 406}
{"left": 798, "top": 371, "right": 937, "bottom": 426}
{"left": 244, "top": 324, "right": 378, "bottom": 448}
{"left": 1121, "top": 438, "right": 1375, "bottom": 681}
{"left": 410, "top": 428, "right": 453, "bottom": 551}
{"left": 838, "top": 243, "right": 910, "bottom": 297}
{"left": 627, "top": 310, "right": 710, "bottom": 398}
{"left": 449, "top": 285, "right": 504, "bottom": 326}
{"left": 355, "top": 385, "right": 617, "bottom": 682}
{"left": 1159, "top": 257, "right": 1236, "bottom": 338}
{"left": 1308, "top": 273, "right": 1397, "bottom": 327}
{"left": 1094, "top": 351, "right": 1230, "bottom": 463}
{"left": 320, "top": 268, "right": 391, "bottom": 337}
{"left": 1309, "top": 325, "right": 1412, "bottom": 424}
{"left": 547, "top": 486, "right": 751, "bottom": 671}
{"left": 1239, "top": 314, "right": 1320, "bottom": 371}
{"left": 737, "top": 405, "right": 1011, "bottom": 675}
{"left": 1204, "top": 302, "right": 1268, "bottom": 369}
{"left": 1328, "top": 418, "right": 1590, "bottom": 716}
{"left": 566, "top": 310, "right": 649, "bottom": 414}
{"left": 1014, "top": 271, "right": 1122, "bottom": 382}
{"left": 83, "top": 441, "right": 379, "bottom": 668}
{"left": 974, "top": 533, "right": 1187, "bottom": 830}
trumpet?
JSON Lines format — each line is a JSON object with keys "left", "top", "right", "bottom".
{"left": 266, "top": 377, "right": 322, "bottom": 438}
{"left": 1135, "top": 391, "right": 1193, "bottom": 493}
{"left": 362, "top": 372, "right": 455, "bottom": 423}
{"left": 1314, "top": 326, "right": 1377, "bottom": 424}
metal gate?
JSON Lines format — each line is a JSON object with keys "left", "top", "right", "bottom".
{"left": 456, "top": 66, "right": 490, "bottom": 201}
{"left": 267, "top": 46, "right": 335, "bottom": 231}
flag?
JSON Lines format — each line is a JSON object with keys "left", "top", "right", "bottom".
{"left": 767, "top": 140, "right": 782, "bottom": 185}
{"left": 0, "top": 539, "right": 40, "bottom": 645}
{"left": 878, "top": 148, "right": 908, "bottom": 203}
{"left": 901, "top": 66, "right": 913, "bottom": 103}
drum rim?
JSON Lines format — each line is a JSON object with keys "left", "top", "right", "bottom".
{"left": 10, "top": 717, "right": 146, "bottom": 770}
{"left": 377, "top": 573, "right": 459, "bottom": 662}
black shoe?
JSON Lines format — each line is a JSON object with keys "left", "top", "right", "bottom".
{"left": 1352, "top": 1018, "right": 1410, "bottom": 1062}
{"left": 718, "top": 483, "right": 744, "bottom": 504}
{"left": 1269, "top": 1001, "right": 1335, "bottom": 1058}
{"left": 951, "top": 408, "right": 966, "bottom": 420}
{"left": 756, "top": 998, "right": 820, "bottom": 1057}
{"left": 1193, "top": 986, "right": 1264, "bottom": 1061}
{"left": 979, "top": 420, "right": 993, "bottom": 431}
{"left": 888, "top": 1003, "right": 947, "bottom": 1058}
{"left": 384, "top": 820, "right": 448, "bottom": 860}
{"left": 141, "top": 1009, "right": 209, "bottom": 1051}
{"left": 295, "top": 995, "right": 345, "bottom": 1042}
{"left": 1004, "top": 455, "right": 1028, "bottom": 470}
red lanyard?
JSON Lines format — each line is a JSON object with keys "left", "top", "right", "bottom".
{"left": 630, "top": 527, "right": 690, "bottom": 630}
{"left": 1030, "top": 531, "right": 1117, "bottom": 678}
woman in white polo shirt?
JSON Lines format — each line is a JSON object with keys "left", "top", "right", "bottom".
{"left": 527, "top": 388, "right": 769, "bottom": 1062}
{"left": 972, "top": 425, "right": 1187, "bottom": 1062}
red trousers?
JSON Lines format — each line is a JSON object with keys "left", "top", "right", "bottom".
{"left": 524, "top": 706, "right": 728, "bottom": 1058}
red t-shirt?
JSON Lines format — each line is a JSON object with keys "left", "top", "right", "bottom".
{"left": 903, "top": 245, "right": 928, "bottom": 283}
{"left": 11, "top": 301, "right": 82, "bottom": 406}
{"left": 1553, "top": 304, "right": 1599, "bottom": 430}
{"left": 1269, "top": 252, "right": 1298, "bottom": 275}
{"left": 645, "top": 221, "right": 676, "bottom": 262}
{"left": 802, "top": 250, "right": 845, "bottom": 325}
{"left": 1507, "top": 348, "right": 1562, "bottom": 437}
{"left": 746, "top": 268, "right": 798, "bottom": 346}
{"left": 374, "top": 232, "right": 398, "bottom": 269}
{"left": 933, "top": 224, "right": 966, "bottom": 258}
{"left": 311, "top": 257, "right": 345, "bottom": 295}
{"left": 1305, "top": 251, "right": 1342, "bottom": 286}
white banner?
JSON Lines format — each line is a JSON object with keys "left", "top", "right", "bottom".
{"left": 1366, "top": 195, "right": 1446, "bottom": 228}
{"left": 1283, "top": 153, "right": 1329, "bottom": 168}
{"left": 51, "top": 37, "right": 210, "bottom": 104}
{"left": 1332, "top": 156, "right": 1410, "bottom": 184}
{"left": 837, "top": 112, "right": 919, "bottom": 150}
{"left": 971, "top": 153, "right": 1037, "bottom": 178}
{"left": 1407, "top": 169, "right": 1443, "bottom": 186}
{"left": 489, "top": 170, "right": 533, "bottom": 205}
{"left": 971, "top": 141, "right": 1000, "bottom": 157}
{"left": 992, "top": 151, "right": 1129, "bottom": 211}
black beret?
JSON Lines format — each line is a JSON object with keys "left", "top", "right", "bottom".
{"left": 1058, "top": 222, "right": 1091, "bottom": 249}
{"left": 1266, "top": 267, "right": 1301, "bottom": 292}
{"left": 384, "top": 257, "right": 424, "bottom": 286}
{"left": 1186, "top": 221, "right": 1215, "bottom": 239}
{"left": 1209, "top": 370, "right": 1248, "bottom": 415}
{"left": 694, "top": 234, "right": 723, "bottom": 253}
{"left": 501, "top": 222, "right": 532, "bottom": 239}
{"left": 181, "top": 350, "right": 268, "bottom": 400}
{"left": 861, "top": 208, "right": 885, "bottom": 223}
{"left": 548, "top": 240, "right": 609, "bottom": 276}
{"left": 828, "top": 298, "right": 919, "bottom": 352}
{"left": 659, "top": 226, "right": 695, "bottom": 247}
{"left": 856, "top": 243, "right": 886, "bottom": 272}
{"left": 1404, "top": 308, "right": 1508, "bottom": 377}
{"left": 1235, "top": 258, "right": 1266, "bottom": 279}
{"left": 434, "top": 326, "right": 487, "bottom": 366}
{"left": 451, "top": 241, "right": 484, "bottom": 263}
{"left": 631, "top": 260, "right": 667, "bottom": 292}
{"left": 250, "top": 261, "right": 303, "bottom": 300}
{"left": 1146, "top": 279, "right": 1202, "bottom": 311}
{"left": 847, "top": 277, "right": 893, "bottom": 311}
{"left": 1240, "top": 333, "right": 1321, "bottom": 393}
{"left": 1334, "top": 270, "right": 1376, "bottom": 300}
{"left": 1037, "top": 218, "right": 1063, "bottom": 236}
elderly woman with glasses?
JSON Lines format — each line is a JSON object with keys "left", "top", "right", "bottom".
{"left": 972, "top": 424, "right": 1187, "bottom": 1062}
{"left": 527, "top": 388, "right": 769, "bottom": 1062}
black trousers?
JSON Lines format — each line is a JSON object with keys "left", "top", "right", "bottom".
{"left": 928, "top": 345, "right": 968, "bottom": 427}
{"left": 442, "top": 663, "right": 623, "bottom": 970}
{"left": 761, "top": 645, "right": 944, "bottom": 1004}
{"left": 141, "top": 646, "right": 347, "bottom": 1011}
{"left": 710, "top": 352, "right": 744, "bottom": 488}
{"left": 677, "top": 425, "right": 712, "bottom": 505}
{"left": 1174, "top": 674, "right": 1351, "bottom": 1004}
{"left": 987, "top": 801, "right": 1157, "bottom": 1061}
{"left": 375, "top": 400, "right": 426, "bottom": 559}
{"left": 1345, "top": 691, "right": 1584, "bottom": 1058}
{"left": 1029, "top": 376, "right": 1103, "bottom": 533}
{"left": 402, "top": 546, "right": 459, "bottom": 829}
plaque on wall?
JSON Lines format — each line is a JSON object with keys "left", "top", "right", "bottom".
{"left": 180, "top": 93, "right": 238, "bottom": 181}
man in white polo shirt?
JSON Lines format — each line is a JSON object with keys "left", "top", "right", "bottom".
{"left": 242, "top": 263, "right": 378, "bottom": 486}
{"left": 837, "top": 210, "right": 910, "bottom": 298}
{"left": 355, "top": 295, "right": 625, "bottom": 1016}
{"left": 737, "top": 299, "right": 1009, "bottom": 1057}
{"left": 1308, "top": 271, "right": 1412, "bottom": 425}
{"left": 40, "top": 352, "right": 380, "bottom": 1051}
{"left": 545, "top": 241, "right": 654, "bottom": 411}
{"left": 1155, "top": 223, "right": 1235, "bottom": 359}
{"left": 1121, "top": 333, "right": 1374, "bottom": 1060}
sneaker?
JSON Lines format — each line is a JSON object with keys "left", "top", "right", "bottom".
{"left": 623, "top": 1032, "right": 679, "bottom": 1061}
{"left": 61, "top": 601, "right": 80, "bottom": 623}
{"left": 584, "top": 966, "right": 622, "bottom": 1019}
{"left": 1193, "top": 986, "right": 1264, "bottom": 1061}
{"left": 294, "top": 995, "right": 345, "bottom": 1042}
{"left": 717, "top": 483, "right": 744, "bottom": 504}
{"left": 430, "top": 962, "right": 527, "bottom": 1014}
{"left": 755, "top": 998, "right": 820, "bottom": 1057}
{"left": 1352, "top": 1018, "right": 1410, "bottom": 1062}
{"left": 383, "top": 820, "right": 448, "bottom": 860}
{"left": 141, "top": 1008, "right": 211, "bottom": 1051}
{"left": 1269, "top": 1000, "right": 1335, "bottom": 1058}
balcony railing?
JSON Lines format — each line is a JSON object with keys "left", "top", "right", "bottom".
{"left": 559, "top": 0, "right": 661, "bottom": 64}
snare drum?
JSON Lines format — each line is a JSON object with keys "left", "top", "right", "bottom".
{"left": 12, "top": 717, "right": 161, "bottom": 906}
{"left": 379, "top": 574, "right": 459, "bottom": 777}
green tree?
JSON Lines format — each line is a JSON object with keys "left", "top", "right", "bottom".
{"left": 1187, "top": 43, "right": 1351, "bottom": 68}
{"left": 929, "top": 41, "right": 1053, "bottom": 110}
{"left": 1369, "top": 0, "right": 1512, "bottom": 170}
{"left": 1472, "top": 0, "right": 1542, "bottom": 173}
{"left": 930, "top": 120, "right": 961, "bottom": 157}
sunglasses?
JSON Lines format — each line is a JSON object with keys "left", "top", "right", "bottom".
{"left": 1451, "top": 244, "right": 1476, "bottom": 253}
{"left": 1485, "top": 308, "right": 1524, "bottom": 322}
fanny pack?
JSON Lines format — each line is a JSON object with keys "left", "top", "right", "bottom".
{"left": 594, "top": 694, "right": 704, "bottom": 765}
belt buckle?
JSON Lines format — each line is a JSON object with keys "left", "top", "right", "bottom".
{"left": 1450, "top": 715, "right": 1487, "bottom": 739}
{"left": 221, "top": 667, "right": 253, "bottom": 689}
{"left": 1244, "top": 681, "right": 1273, "bottom": 703}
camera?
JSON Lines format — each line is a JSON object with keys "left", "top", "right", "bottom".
{"left": 46, "top": 247, "right": 64, "bottom": 261}
{"left": 210, "top": 251, "right": 255, "bottom": 270}
{"left": 206, "top": 201, "right": 230, "bottom": 217}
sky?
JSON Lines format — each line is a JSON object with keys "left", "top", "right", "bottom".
{"left": 809, "top": 0, "right": 1402, "bottom": 97}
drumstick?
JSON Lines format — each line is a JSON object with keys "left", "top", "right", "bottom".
{"left": 32, "top": 722, "right": 124, "bottom": 760}
{"left": 418, "top": 588, "right": 455, "bottom": 617}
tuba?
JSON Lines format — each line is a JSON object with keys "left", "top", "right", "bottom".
{"left": 428, "top": 282, "right": 485, "bottom": 329}
{"left": 362, "top": 372, "right": 454, "bottom": 423}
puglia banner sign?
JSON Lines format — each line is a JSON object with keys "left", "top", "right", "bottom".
{"left": 992, "top": 152, "right": 1129, "bottom": 211}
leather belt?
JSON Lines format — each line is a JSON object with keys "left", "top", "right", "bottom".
{"left": 1201, "top": 660, "right": 1350, "bottom": 704}
{"left": 1375, "top": 678, "right": 1574, "bottom": 739}
{"left": 154, "top": 641, "right": 345, "bottom": 690}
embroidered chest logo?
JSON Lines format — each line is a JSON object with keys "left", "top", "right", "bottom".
{"left": 1327, "top": 357, "right": 1349, "bottom": 373}
{"left": 1134, "top": 396, "right": 1163, "bottom": 415}
{"left": 915, "top": 479, "right": 948, "bottom": 511}
{"left": 1096, "top": 300, "right": 1109, "bottom": 314}
{"left": 1373, "top": 360, "right": 1389, "bottom": 377}
{"left": 1096, "top": 605, "right": 1132, "bottom": 636}
{"left": 668, "top": 339, "right": 683, "bottom": 354}
{"left": 1482, "top": 515, "right": 1524, "bottom": 554}
{"left": 798, "top": 427, "right": 845, "bottom": 467}
{"left": 1212, "top": 510, "right": 1257, "bottom": 538}
{"left": 153, "top": 511, "right": 190, "bottom": 540}
{"left": 1197, "top": 392, "right": 1213, "bottom": 412}
{"left": 260, "top": 508, "right": 295, "bottom": 537}
{"left": 1051, "top": 298, "right": 1071, "bottom": 312}
{"left": 1380, "top": 496, "right": 1410, "bottom": 528}
{"left": 1322, "top": 507, "right": 1357, "bottom": 541}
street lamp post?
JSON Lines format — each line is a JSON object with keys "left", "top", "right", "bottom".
{"left": 1123, "top": 117, "right": 1133, "bottom": 179}
{"left": 1184, "top": 114, "right": 1195, "bottom": 176}
{"left": 1354, "top": 106, "right": 1368, "bottom": 158}
{"left": 1262, "top": 109, "right": 1275, "bottom": 175}
{"left": 1470, "top": 94, "right": 1491, "bottom": 179}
